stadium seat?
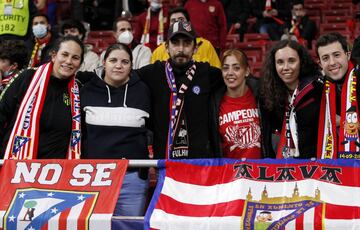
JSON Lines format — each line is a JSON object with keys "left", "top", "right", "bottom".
{"left": 234, "top": 41, "right": 267, "bottom": 55}
{"left": 323, "top": 15, "right": 352, "bottom": 24}
{"left": 319, "top": 23, "right": 351, "bottom": 35}
{"left": 243, "top": 33, "right": 270, "bottom": 42}
{"left": 88, "top": 30, "right": 114, "bottom": 39}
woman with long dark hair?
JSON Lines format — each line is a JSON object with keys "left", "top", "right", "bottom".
{"left": 0, "top": 36, "right": 84, "bottom": 160}
{"left": 259, "top": 40, "right": 323, "bottom": 159}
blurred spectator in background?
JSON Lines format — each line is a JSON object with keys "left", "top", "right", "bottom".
{"left": 151, "top": 6, "right": 221, "bottom": 68}
{"left": 0, "top": 0, "right": 38, "bottom": 42}
{"left": 26, "top": 13, "right": 57, "bottom": 67}
{"left": 0, "top": 40, "right": 28, "bottom": 93}
{"left": 221, "top": 0, "right": 251, "bottom": 42}
{"left": 101, "top": 17, "right": 152, "bottom": 69}
{"left": 34, "top": 0, "right": 57, "bottom": 27}
{"left": 184, "top": 0, "right": 227, "bottom": 53}
{"left": 120, "top": 0, "right": 148, "bottom": 17}
{"left": 61, "top": 19, "right": 99, "bottom": 71}
{"left": 134, "top": 0, "right": 169, "bottom": 51}
{"left": 251, "top": 0, "right": 291, "bottom": 41}
{"left": 83, "top": 0, "right": 116, "bottom": 30}
{"left": 281, "top": 0, "right": 317, "bottom": 49}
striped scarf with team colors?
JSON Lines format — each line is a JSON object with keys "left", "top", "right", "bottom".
{"left": 317, "top": 61, "right": 360, "bottom": 159}
{"left": 4, "top": 62, "right": 81, "bottom": 159}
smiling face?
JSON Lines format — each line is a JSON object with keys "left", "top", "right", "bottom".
{"left": 318, "top": 41, "right": 349, "bottom": 81}
{"left": 51, "top": 40, "right": 82, "bottom": 80}
{"left": 103, "top": 49, "right": 131, "bottom": 88}
{"left": 275, "top": 46, "right": 300, "bottom": 90}
{"left": 222, "top": 54, "right": 249, "bottom": 93}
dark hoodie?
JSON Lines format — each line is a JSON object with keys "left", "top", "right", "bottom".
{"left": 80, "top": 69, "right": 151, "bottom": 159}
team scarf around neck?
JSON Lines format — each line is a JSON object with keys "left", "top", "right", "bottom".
{"left": 276, "top": 88, "right": 300, "bottom": 158}
{"left": 165, "top": 61, "right": 196, "bottom": 159}
{"left": 28, "top": 36, "right": 51, "bottom": 68}
{"left": 140, "top": 7, "right": 164, "bottom": 47}
{"left": 4, "top": 62, "right": 81, "bottom": 159}
{"left": 317, "top": 61, "right": 359, "bottom": 159}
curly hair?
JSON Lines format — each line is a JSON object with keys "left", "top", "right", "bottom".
{"left": 259, "top": 40, "right": 319, "bottom": 114}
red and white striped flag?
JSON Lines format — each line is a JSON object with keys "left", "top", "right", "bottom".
{"left": 145, "top": 159, "right": 360, "bottom": 229}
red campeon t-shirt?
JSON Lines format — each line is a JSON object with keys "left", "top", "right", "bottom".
{"left": 219, "top": 89, "right": 261, "bottom": 159}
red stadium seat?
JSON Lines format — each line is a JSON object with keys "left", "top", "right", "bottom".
{"left": 323, "top": 15, "right": 353, "bottom": 24}
{"left": 243, "top": 33, "right": 270, "bottom": 42}
{"left": 88, "top": 30, "right": 114, "bottom": 39}
{"left": 319, "top": 23, "right": 350, "bottom": 34}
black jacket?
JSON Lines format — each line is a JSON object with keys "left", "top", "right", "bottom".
{"left": 80, "top": 70, "right": 151, "bottom": 160}
{"left": 0, "top": 69, "right": 73, "bottom": 159}
{"left": 283, "top": 15, "right": 317, "bottom": 46}
{"left": 210, "top": 76, "right": 261, "bottom": 157}
{"left": 260, "top": 75, "right": 323, "bottom": 159}
{"left": 136, "top": 60, "right": 224, "bottom": 159}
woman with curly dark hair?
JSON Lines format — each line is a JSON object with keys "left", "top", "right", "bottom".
{"left": 259, "top": 40, "right": 323, "bottom": 159}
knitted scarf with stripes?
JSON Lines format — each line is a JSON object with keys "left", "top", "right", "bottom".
{"left": 4, "top": 62, "right": 81, "bottom": 159}
{"left": 140, "top": 7, "right": 164, "bottom": 48}
{"left": 317, "top": 62, "right": 360, "bottom": 159}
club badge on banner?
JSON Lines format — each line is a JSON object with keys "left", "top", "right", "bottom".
{"left": 0, "top": 159, "right": 128, "bottom": 230}
{"left": 145, "top": 158, "right": 360, "bottom": 230}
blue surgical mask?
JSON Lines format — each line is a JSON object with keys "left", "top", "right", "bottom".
{"left": 32, "top": 24, "right": 48, "bottom": 38}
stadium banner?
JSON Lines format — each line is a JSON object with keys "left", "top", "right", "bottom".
{"left": 0, "top": 159, "right": 128, "bottom": 230}
{"left": 145, "top": 158, "right": 360, "bottom": 230}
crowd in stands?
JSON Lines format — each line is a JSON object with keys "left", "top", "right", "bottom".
{"left": 0, "top": 0, "right": 360, "bottom": 217}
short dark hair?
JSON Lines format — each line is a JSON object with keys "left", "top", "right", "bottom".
{"left": 52, "top": 36, "right": 85, "bottom": 64}
{"left": 31, "top": 12, "right": 49, "bottom": 23}
{"left": 104, "top": 43, "right": 133, "bottom": 64}
{"left": 60, "top": 19, "right": 86, "bottom": 41}
{"left": 0, "top": 40, "right": 28, "bottom": 69}
{"left": 291, "top": 0, "right": 304, "bottom": 8}
{"left": 168, "top": 7, "right": 190, "bottom": 21}
{"left": 112, "top": 17, "right": 132, "bottom": 32}
{"left": 316, "top": 32, "right": 349, "bottom": 56}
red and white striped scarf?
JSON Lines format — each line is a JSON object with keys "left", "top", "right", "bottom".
{"left": 140, "top": 7, "right": 164, "bottom": 47}
{"left": 4, "top": 62, "right": 81, "bottom": 159}
{"left": 317, "top": 62, "right": 359, "bottom": 159}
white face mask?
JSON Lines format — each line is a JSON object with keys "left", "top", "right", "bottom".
{"left": 150, "top": 2, "right": 162, "bottom": 11}
{"left": 32, "top": 24, "right": 48, "bottom": 38}
{"left": 117, "top": 30, "right": 133, "bottom": 45}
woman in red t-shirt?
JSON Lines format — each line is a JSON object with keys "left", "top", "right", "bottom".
{"left": 212, "top": 49, "right": 262, "bottom": 159}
